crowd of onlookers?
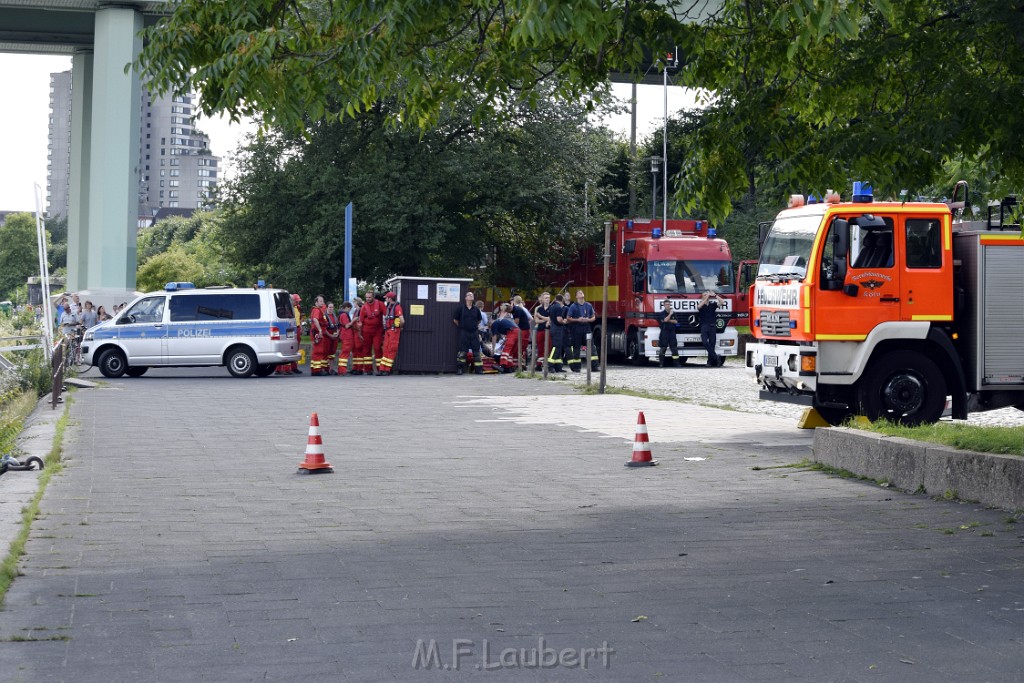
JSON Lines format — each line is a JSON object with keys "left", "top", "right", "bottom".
{"left": 53, "top": 293, "right": 127, "bottom": 337}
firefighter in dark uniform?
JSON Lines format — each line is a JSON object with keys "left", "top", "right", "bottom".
{"left": 532, "top": 292, "right": 551, "bottom": 370}
{"left": 565, "top": 290, "right": 596, "bottom": 373}
{"left": 546, "top": 294, "right": 569, "bottom": 372}
{"left": 698, "top": 289, "right": 727, "bottom": 367}
{"left": 452, "top": 291, "right": 484, "bottom": 374}
{"left": 649, "top": 299, "right": 681, "bottom": 367}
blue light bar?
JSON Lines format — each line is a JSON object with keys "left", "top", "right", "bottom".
{"left": 852, "top": 181, "right": 874, "bottom": 203}
{"left": 165, "top": 282, "right": 196, "bottom": 291}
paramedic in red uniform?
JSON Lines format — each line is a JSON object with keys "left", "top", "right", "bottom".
{"left": 379, "top": 292, "right": 405, "bottom": 375}
{"left": 357, "top": 289, "right": 386, "bottom": 375}
{"left": 337, "top": 301, "right": 355, "bottom": 376}
{"left": 309, "top": 295, "right": 330, "bottom": 375}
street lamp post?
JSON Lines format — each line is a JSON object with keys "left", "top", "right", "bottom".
{"left": 649, "top": 155, "right": 662, "bottom": 220}
{"left": 600, "top": 220, "right": 611, "bottom": 394}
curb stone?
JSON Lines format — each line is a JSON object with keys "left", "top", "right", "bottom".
{"left": 812, "top": 427, "right": 1024, "bottom": 511}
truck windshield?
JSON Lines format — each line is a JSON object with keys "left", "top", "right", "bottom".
{"left": 757, "top": 214, "right": 821, "bottom": 280}
{"left": 647, "top": 260, "right": 735, "bottom": 294}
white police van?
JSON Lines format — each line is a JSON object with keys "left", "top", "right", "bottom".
{"left": 81, "top": 282, "right": 300, "bottom": 378}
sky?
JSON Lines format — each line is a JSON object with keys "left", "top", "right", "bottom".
{"left": 0, "top": 52, "right": 698, "bottom": 213}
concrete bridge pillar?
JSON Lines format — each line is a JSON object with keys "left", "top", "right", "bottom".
{"left": 73, "top": 6, "right": 142, "bottom": 291}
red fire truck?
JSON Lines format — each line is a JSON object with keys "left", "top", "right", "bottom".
{"left": 563, "top": 217, "right": 742, "bottom": 364}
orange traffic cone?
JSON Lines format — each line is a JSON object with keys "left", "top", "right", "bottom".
{"left": 297, "top": 412, "right": 334, "bottom": 474}
{"left": 625, "top": 411, "right": 658, "bottom": 467}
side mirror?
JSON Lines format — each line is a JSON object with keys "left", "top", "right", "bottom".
{"left": 740, "top": 261, "right": 756, "bottom": 290}
{"left": 833, "top": 219, "right": 849, "bottom": 255}
{"left": 757, "top": 221, "right": 772, "bottom": 256}
{"left": 821, "top": 219, "right": 849, "bottom": 291}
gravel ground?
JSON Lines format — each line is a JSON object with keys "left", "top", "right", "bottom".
{"left": 544, "top": 357, "right": 1024, "bottom": 427}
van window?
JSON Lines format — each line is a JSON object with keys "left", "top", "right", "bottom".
{"left": 275, "top": 292, "right": 294, "bottom": 319}
{"left": 123, "top": 296, "right": 165, "bottom": 323}
{"left": 169, "top": 294, "right": 261, "bottom": 321}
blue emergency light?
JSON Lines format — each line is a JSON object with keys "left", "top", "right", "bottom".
{"left": 626, "top": 219, "right": 634, "bottom": 229}
{"left": 852, "top": 181, "right": 874, "bottom": 203}
{"left": 807, "top": 193, "right": 821, "bottom": 204}
{"left": 256, "top": 279, "right": 266, "bottom": 289}
{"left": 707, "top": 226, "right": 717, "bottom": 238}
{"left": 165, "top": 282, "right": 196, "bottom": 291}
{"left": 695, "top": 220, "right": 704, "bottom": 232}
{"left": 652, "top": 227, "right": 663, "bottom": 239}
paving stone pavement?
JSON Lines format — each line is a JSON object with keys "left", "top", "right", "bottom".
{"left": 1, "top": 369, "right": 1023, "bottom": 682}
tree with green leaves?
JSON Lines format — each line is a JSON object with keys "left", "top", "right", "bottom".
{"left": 675, "top": 0, "right": 1024, "bottom": 222}
{"left": 137, "top": 0, "right": 700, "bottom": 131}
{"left": 135, "top": 212, "right": 258, "bottom": 292}
{"left": 0, "top": 213, "right": 45, "bottom": 301}
{"left": 215, "top": 92, "right": 623, "bottom": 300}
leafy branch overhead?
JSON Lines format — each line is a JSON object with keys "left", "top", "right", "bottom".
{"left": 138, "top": 0, "right": 1024, "bottom": 228}
{"left": 674, "top": 0, "right": 1024, "bottom": 222}
{"left": 137, "top": 0, "right": 695, "bottom": 130}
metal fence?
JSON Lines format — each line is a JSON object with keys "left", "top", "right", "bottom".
{"left": 0, "top": 334, "right": 67, "bottom": 411}
{"left": 51, "top": 338, "right": 67, "bottom": 410}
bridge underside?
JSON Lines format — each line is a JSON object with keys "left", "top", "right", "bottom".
{"left": 0, "top": 1, "right": 167, "bottom": 292}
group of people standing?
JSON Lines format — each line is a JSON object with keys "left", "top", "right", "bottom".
{"left": 304, "top": 289, "right": 405, "bottom": 376}
{"left": 295, "top": 284, "right": 726, "bottom": 377}
{"left": 453, "top": 289, "right": 598, "bottom": 375}
{"left": 454, "top": 287, "right": 728, "bottom": 374}
{"left": 55, "top": 292, "right": 120, "bottom": 336}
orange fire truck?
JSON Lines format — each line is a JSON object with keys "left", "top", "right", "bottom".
{"left": 567, "top": 218, "right": 741, "bottom": 364}
{"left": 746, "top": 181, "right": 1023, "bottom": 425}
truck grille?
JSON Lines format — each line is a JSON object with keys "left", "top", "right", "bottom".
{"left": 759, "top": 310, "right": 792, "bottom": 337}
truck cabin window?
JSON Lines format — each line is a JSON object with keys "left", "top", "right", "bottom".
{"left": 850, "top": 217, "right": 895, "bottom": 269}
{"left": 647, "top": 260, "right": 735, "bottom": 294}
{"left": 905, "top": 218, "right": 942, "bottom": 268}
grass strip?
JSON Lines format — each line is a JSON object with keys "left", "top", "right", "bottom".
{"left": 855, "top": 419, "right": 1024, "bottom": 457}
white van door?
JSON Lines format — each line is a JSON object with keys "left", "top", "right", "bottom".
{"left": 115, "top": 295, "right": 167, "bottom": 364}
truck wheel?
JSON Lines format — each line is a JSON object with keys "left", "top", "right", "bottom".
{"left": 125, "top": 367, "right": 148, "bottom": 377}
{"left": 97, "top": 349, "right": 127, "bottom": 378}
{"left": 626, "top": 331, "right": 645, "bottom": 366}
{"left": 857, "top": 350, "right": 946, "bottom": 426}
{"left": 226, "top": 347, "right": 257, "bottom": 378}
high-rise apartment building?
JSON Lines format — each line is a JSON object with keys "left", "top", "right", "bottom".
{"left": 47, "top": 70, "right": 73, "bottom": 219}
{"left": 46, "top": 70, "right": 222, "bottom": 220}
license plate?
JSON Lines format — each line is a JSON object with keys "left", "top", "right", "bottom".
{"left": 681, "top": 335, "right": 701, "bottom": 343}
{"left": 763, "top": 354, "right": 778, "bottom": 367}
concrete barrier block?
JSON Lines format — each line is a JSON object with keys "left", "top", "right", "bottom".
{"left": 926, "top": 446, "right": 1024, "bottom": 511}
{"left": 813, "top": 428, "right": 1024, "bottom": 512}
{"left": 812, "top": 428, "right": 928, "bottom": 491}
